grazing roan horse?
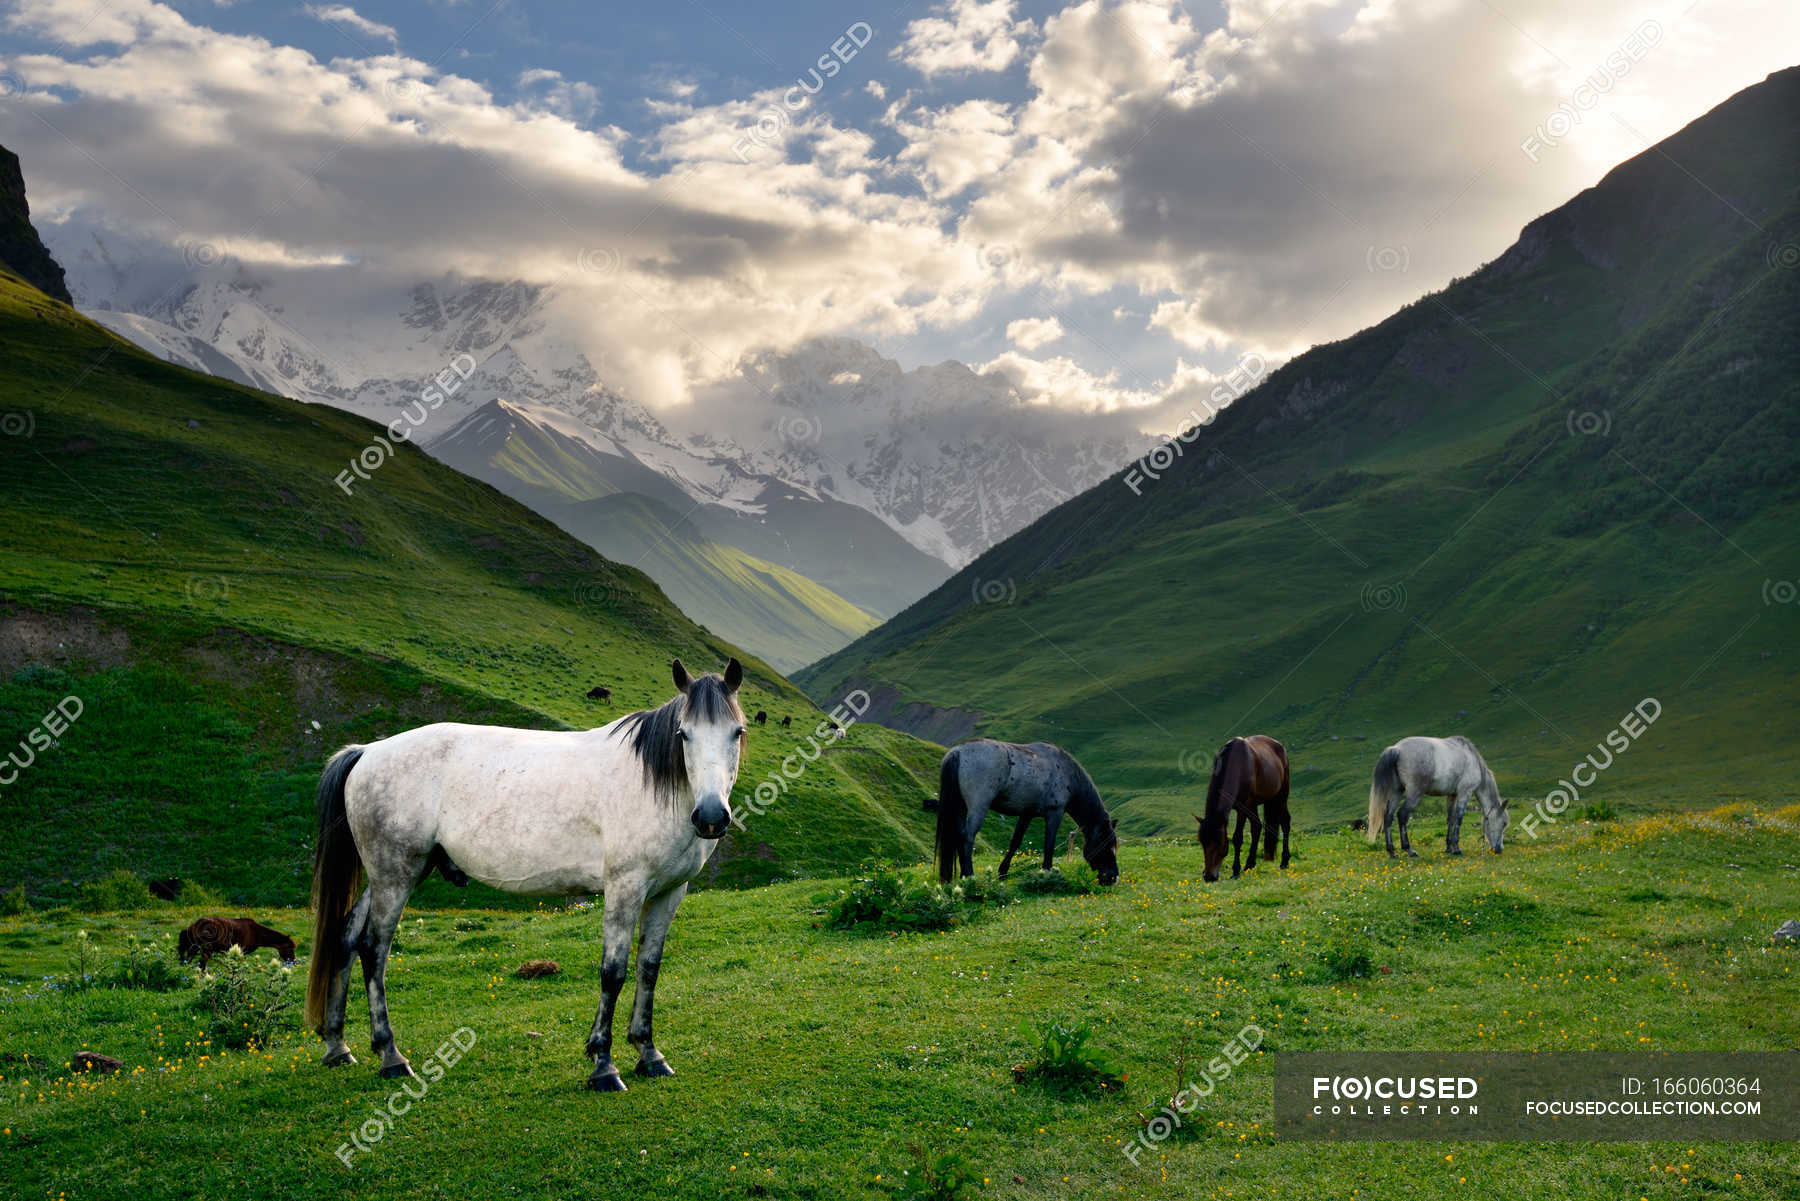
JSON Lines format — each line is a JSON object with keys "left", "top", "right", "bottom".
{"left": 306, "top": 658, "right": 747, "bottom": 1091}
{"left": 178, "top": 917, "right": 297, "bottom": 967}
{"left": 934, "top": 740, "right": 1119, "bottom": 885}
{"left": 1365, "top": 735, "right": 1507, "bottom": 858}
{"left": 1195, "top": 735, "right": 1291, "bottom": 882}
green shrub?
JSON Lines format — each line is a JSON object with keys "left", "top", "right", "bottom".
{"left": 76, "top": 870, "right": 154, "bottom": 913}
{"left": 1580, "top": 801, "right": 1618, "bottom": 822}
{"left": 828, "top": 870, "right": 963, "bottom": 933}
{"left": 1012, "top": 865, "right": 1096, "bottom": 896}
{"left": 0, "top": 884, "right": 29, "bottom": 915}
{"left": 1318, "top": 940, "right": 1375, "bottom": 982}
{"left": 178, "top": 880, "right": 226, "bottom": 908}
{"left": 100, "top": 933, "right": 192, "bottom": 992}
{"left": 952, "top": 870, "right": 1014, "bottom": 907}
{"left": 192, "top": 945, "right": 298, "bottom": 1049}
{"left": 1014, "top": 1019, "right": 1126, "bottom": 1097}
{"left": 896, "top": 1144, "right": 981, "bottom": 1201}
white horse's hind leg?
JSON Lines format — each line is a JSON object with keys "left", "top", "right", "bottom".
{"left": 359, "top": 878, "right": 416, "bottom": 1078}
{"left": 628, "top": 885, "right": 686, "bottom": 1079}
{"left": 587, "top": 878, "right": 647, "bottom": 1092}
{"left": 1396, "top": 792, "right": 1424, "bottom": 858}
{"left": 321, "top": 889, "right": 372, "bottom": 1066}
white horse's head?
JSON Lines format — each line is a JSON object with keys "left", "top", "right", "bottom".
{"left": 1480, "top": 771, "right": 1508, "bottom": 853}
{"left": 671, "top": 657, "right": 746, "bottom": 839}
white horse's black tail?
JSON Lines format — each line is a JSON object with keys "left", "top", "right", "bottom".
{"left": 307, "top": 745, "right": 365, "bottom": 1032}
{"left": 935, "top": 749, "right": 965, "bottom": 885}
{"left": 1367, "top": 747, "right": 1400, "bottom": 843}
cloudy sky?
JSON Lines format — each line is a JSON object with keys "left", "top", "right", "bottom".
{"left": 0, "top": 0, "right": 1794, "bottom": 426}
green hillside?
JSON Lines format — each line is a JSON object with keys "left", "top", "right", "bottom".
{"left": 801, "top": 68, "right": 1800, "bottom": 836}
{"left": 0, "top": 266, "right": 951, "bottom": 905}
{"left": 553, "top": 492, "right": 879, "bottom": 673}
{"left": 428, "top": 398, "right": 951, "bottom": 665}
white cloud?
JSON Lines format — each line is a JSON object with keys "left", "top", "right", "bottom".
{"left": 302, "top": 4, "right": 397, "bottom": 48}
{"left": 1, "top": 0, "right": 1793, "bottom": 427}
{"left": 1006, "top": 315, "right": 1064, "bottom": 350}
{"left": 895, "top": 0, "right": 1035, "bottom": 78}
{"left": 516, "top": 67, "right": 599, "bottom": 123}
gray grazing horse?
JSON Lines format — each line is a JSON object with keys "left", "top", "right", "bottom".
{"left": 307, "top": 658, "right": 746, "bottom": 1092}
{"left": 1366, "top": 735, "right": 1507, "bottom": 858}
{"left": 934, "top": 739, "right": 1119, "bottom": 885}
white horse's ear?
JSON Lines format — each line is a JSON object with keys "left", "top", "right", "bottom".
{"left": 672, "top": 658, "right": 692, "bottom": 694}
{"left": 723, "top": 658, "right": 743, "bottom": 692}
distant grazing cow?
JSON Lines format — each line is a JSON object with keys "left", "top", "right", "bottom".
{"left": 146, "top": 878, "right": 182, "bottom": 901}
{"left": 754, "top": 710, "right": 767, "bottom": 725}
{"left": 780, "top": 715, "right": 791, "bottom": 728}
{"left": 178, "top": 917, "right": 297, "bottom": 967}
{"left": 586, "top": 686, "right": 612, "bottom": 701}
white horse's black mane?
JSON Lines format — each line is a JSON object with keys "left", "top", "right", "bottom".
{"left": 612, "top": 675, "right": 743, "bottom": 798}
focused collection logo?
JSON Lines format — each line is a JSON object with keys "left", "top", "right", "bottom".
{"left": 1311, "top": 1074, "right": 1480, "bottom": 1117}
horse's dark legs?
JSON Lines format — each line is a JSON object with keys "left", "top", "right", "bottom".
{"left": 1446, "top": 789, "right": 1473, "bottom": 855}
{"left": 321, "top": 889, "right": 372, "bottom": 1067}
{"left": 1041, "top": 810, "right": 1064, "bottom": 871}
{"left": 587, "top": 881, "right": 646, "bottom": 1091}
{"left": 1275, "top": 784, "right": 1291, "bottom": 870}
{"left": 628, "top": 885, "right": 685, "bottom": 1079}
{"left": 997, "top": 815, "right": 1033, "bottom": 878}
{"left": 1231, "top": 810, "right": 1245, "bottom": 879}
{"left": 1384, "top": 793, "right": 1398, "bottom": 858}
{"left": 1244, "top": 807, "right": 1263, "bottom": 873}
{"left": 1397, "top": 798, "right": 1418, "bottom": 858}
{"left": 958, "top": 832, "right": 976, "bottom": 880}
{"left": 359, "top": 879, "right": 415, "bottom": 1077}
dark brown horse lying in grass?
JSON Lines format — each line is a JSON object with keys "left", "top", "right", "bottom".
{"left": 178, "top": 917, "right": 297, "bottom": 967}
{"left": 1195, "top": 734, "right": 1291, "bottom": 882}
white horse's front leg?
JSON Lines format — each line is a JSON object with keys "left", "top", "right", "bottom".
{"left": 1447, "top": 788, "right": 1474, "bottom": 855}
{"left": 586, "top": 878, "right": 647, "bottom": 1092}
{"left": 628, "top": 884, "right": 687, "bottom": 1078}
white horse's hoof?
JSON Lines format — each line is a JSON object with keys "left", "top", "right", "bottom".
{"left": 588, "top": 1067, "right": 628, "bottom": 1092}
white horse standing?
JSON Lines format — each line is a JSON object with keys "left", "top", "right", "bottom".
{"left": 1365, "top": 735, "right": 1507, "bottom": 858}
{"left": 306, "top": 658, "right": 746, "bottom": 1091}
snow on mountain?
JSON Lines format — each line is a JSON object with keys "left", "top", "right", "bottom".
{"left": 84, "top": 309, "right": 291, "bottom": 395}
{"left": 48, "top": 219, "right": 1149, "bottom": 569}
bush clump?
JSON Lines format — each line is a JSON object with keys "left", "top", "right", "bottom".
{"left": 1012, "top": 864, "right": 1097, "bottom": 895}
{"left": 77, "top": 870, "right": 154, "bottom": 913}
{"left": 828, "top": 870, "right": 964, "bottom": 933}
{"left": 895, "top": 1144, "right": 981, "bottom": 1201}
{"left": 192, "top": 945, "right": 298, "bottom": 1049}
{"left": 1013, "top": 1018, "right": 1126, "bottom": 1097}
{"left": 100, "top": 933, "right": 192, "bottom": 992}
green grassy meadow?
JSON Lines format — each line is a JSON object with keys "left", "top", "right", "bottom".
{"left": 1, "top": 803, "right": 1795, "bottom": 1200}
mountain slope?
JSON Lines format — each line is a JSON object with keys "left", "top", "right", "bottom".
{"left": 0, "top": 258, "right": 951, "bottom": 904}
{"left": 553, "top": 492, "right": 881, "bottom": 674}
{"left": 427, "top": 399, "right": 953, "bottom": 621}
{"left": 426, "top": 398, "right": 925, "bottom": 668}
{"left": 800, "top": 67, "right": 1800, "bottom": 835}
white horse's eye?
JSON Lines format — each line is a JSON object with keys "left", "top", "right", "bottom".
{"left": 678, "top": 728, "right": 691, "bottom": 742}
{"left": 733, "top": 726, "right": 746, "bottom": 738}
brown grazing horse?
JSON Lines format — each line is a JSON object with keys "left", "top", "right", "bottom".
{"left": 178, "top": 917, "right": 297, "bottom": 967}
{"left": 1194, "top": 735, "right": 1291, "bottom": 882}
